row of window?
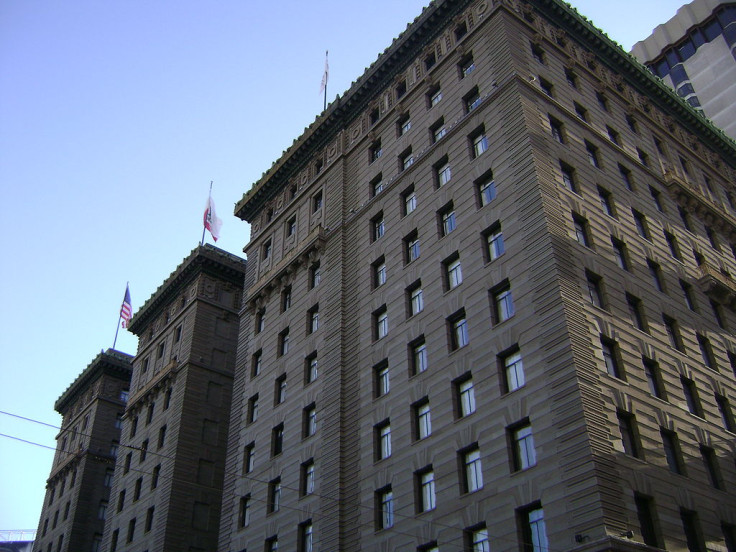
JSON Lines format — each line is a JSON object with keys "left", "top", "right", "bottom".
{"left": 108, "top": 504, "right": 156, "bottom": 549}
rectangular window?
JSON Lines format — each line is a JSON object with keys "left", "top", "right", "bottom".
{"left": 444, "top": 254, "right": 463, "bottom": 290}
{"left": 262, "top": 240, "right": 272, "bottom": 260}
{"left": 303, "top": 404, "right": 317, "bottom": 438}
{"left": 430, "top": 118, "right": 447, "bottom": 143}
{"left": 598, "top": 186, "right": 615, "bottom": 217}
{"left": 275, "top": 374, "right": 287, "bottom": 405}
{"left": 429, "top": 86, "right": 442, "bottom": 107}
{"left": 298, "top": 520, "right": 313, "bottom": 552}
{"left": 509, "top": 419, "right": 537, "bottom": 471}
{"left": 247, "top": 393, "right": 259, "bottom": 424}
{"left": 301, "top": 459, "right": 315, "bottom": 496}
{"left": 371, "top": 211, "right": 385, "bottom": 242}
{"left": 464, "top": 87, "right": 481, "bottom": 113}
{"left": 413, "top": 398, "right": 432, "bottom": 440}
{"left": 369, "top": 140, "right": 383, "bottom": 164}
{"left": 157, "top": 425, "right": 166, "bottom": 449}
{"left": 404, "top": 230, "right": 420, "bottom": 263}
{"left": 139, "top": 439, "right": 148, "bottom": 463}
{"left": 238, "top": 495, "right": 250, "bottom": 528}
{"left": 309, "top": 261, "right": 321, "bottom": 288}
{"left": 647, "top": 259, "right": 665, "bottom": 292}
{"left": 402, "top": 186, "right": 416, "bottom": 215}
{"left": 407, "top": 281, "right": 424, "bottom": 317}
{"left": 255, "top": 308, "right": 266, "bottom": 334}
{"left": 375, "top": 420, "right": 391, "bottom": 460}
{"left": 410, "top": 336, "right": 428, "bottom": 375}
{"left": 618, "top": 410, "right": 642, "bottom": 458}
{"left": 531, "top": 43, "right": 545, "bottom": 64}
{"left": 549, "top": 115, "right": 564, "bottom": 143}
{"left": 415, "top": 467, "right": 436, "bottom": 512}
{"left": 455, "top": 374, "right": 476, "bottom": 417}
{"left": 596, "top": 92, "right": 609, "bottom": 111}
{"left": 664, "top": 315, "right": 684, "bottom": 351}
{"left": 278, "top": 328, "right": 290, "bottom": 356}
{"left": 501, "top": 348, "right": 525, "bottom": 393}
{"left": 710, "top": 299, "right": 726, "bottom": 329}
{"left": 373, "top": 306, "right": 388, "bottom": 340}
{"left": 436, "top": 160, "right": 452, "bottom": 187}
{"left": 539, "top": 77, "right": 554, "bottom": 97}
{"left": 680, "top": 509, "right": 706, "bottom": 552}
{"left": 145, "top": 506, "right": 154, "bottom": 533}
{"left": 564, "top": 67, "right": 578, "bottom": 88}
{"left": 305, "top": 353, "right": 318, "bottom": 384}
{"left": 268, "top": 478, "right": 281, "bottom": 513}
{"left": 472, "top": 130, "right": 488, "bottom": 157}
{"left": 485, "top": 223, "right": 505, "bottom": 261}
{"left": 126, "top": 518, "right": 136, "bottom": 544}
{"left": 643, "top": 358, "right": 666, "bottom": 400}
{"left": 465, "top": 524, "right": 491, "bottom": 552}
{"left": 374, "top": 360, "right": 389, "bottom": 398}
{"left": 661, "top": 428, "right": 685, "bottom": 474}
{"left": 477, "top": 174, "right": 496, "bottom": 206}
{"left": 665, "top": 231, "right": 682, "bottom": 260}
{"left": 560, "top": 162, "right": 577, "bottom": 193}
{"left": 637, "top": 148, "right": 649, "bottom": 167}
{"left": 700, "top": 445, "right": 723, "bottom": 489}
{"left": 151, "top": 464, "right": 160, "bottom": 489}
{"left": 448, "top": 310, "right": 469, "bottom": 350}
{"left": 439, "top": 202, "right": 456, "bottom": 236}
{"left": 585, "top": 140, "right": 601, "bottom": 168}
{"left": 697, "top": 333, "right": 717, "bottom": 370}
{"left": 307, "top": 304, "right": 319, "bottom": 334}
{"left": 312, "top": 191, "right": 323, "bottom": 212}
{"left": 372, "top": 256, "right": 386, "bottom": 288}
{"left": 632, "top": 210, "right": 650, "bottom": 240}
{"left": 376, "top": 487, "right": 394, "bottom": 530}
{"left": 265, "top": 536, "right": 279, "bottom": 552}
{"left": 573, "top": 214, "right": 592, "bottom": 247}
{"left": 606, "top": 125, "right": 620, "bottom": 145}
{"left": 681, "top": 376, "right": 703, "bottom": 417}
{"left": 461, "top": 445, "right": 483, "bottom": 493}
{"left": 460, "top": 53, "right": 476, "bottom": 77}
{"left": 251, "top": 350, "right": 262, "bottom": 378}
{"left": 619, "top": 164, "right": 633, "bottom": 190}
{"left": 400, "top": 148, "right": 414, "bottom": 171}
{"left": 398, "top": 113, "right": 411, "bottom": 136}
{"left": 635, "top": 493, "right": 661, "bottom": 548}
{"left": 286, "top": 216, "right": 296, "bottom": 237}
{"left": 626, "top": 293, "right": 647, "bottom": 332}
{"left": 281, "top": 286, "right": 292, "bottom": 312}
{"left": 650, "top": 186, "right": 664, "bottom": 212}
{"left": 574, "top": 102, "right": 588, "bottom": 122}
{"left": 271, "top": 423, "right": 283, "bottom": 456}
{"left": 491, "top": 281, "right": 515, "bottom": 323}
{"left": 716, "top": 394, "right": 735, "bottom": 432}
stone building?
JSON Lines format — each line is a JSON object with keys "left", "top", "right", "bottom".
{"left": 33, "top": 349, "right": 132, "bottom": 552}
{"left": 220, "top": 1, "right": 736, "bottom": 551}
{"left": 632, "top": 1, "right": 736, "bottom": 140}
{"left": 101, "top": 245, "right": 245, "bottom": 552}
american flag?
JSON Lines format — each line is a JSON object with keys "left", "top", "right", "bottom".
{"left": 120, "top": 285, "right": 132, "bottom": 328}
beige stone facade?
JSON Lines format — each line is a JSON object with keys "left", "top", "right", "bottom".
{"left": 222, "top": 1, "right": 736, "bottom": 551}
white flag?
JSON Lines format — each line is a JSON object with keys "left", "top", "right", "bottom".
{"left": 320, "top": 51, "right": 329, "bottom": 94}
{"left": 203, "top": 195, "right": 222, "bottom": 242}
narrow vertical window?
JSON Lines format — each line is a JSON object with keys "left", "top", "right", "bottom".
{"left": 509, "top": 419, "right": 537, "bottom": 471}
{"left": 374, "top": 361, "right": 389, "bottom": 398}
{"left": 661, "top": 428, "right": 685, "bottom": 474}
{"left": 518, "top": 503, "right": 548, "bottom": 552}
{"left": 461, "top": 445, "right": 483, "bottom": 492}
{"left": 501, "top": 348, "right": 525, "bottom": 392}
{"left": 618, "top": 410, "right": 642, "bottom": 458}
{"left": 455, "top": 375, "right": 476, "bottom": 417}
{"left": 303, "top": 404, "right": 317, "bottom": 438}
{"left": 410, "top": 336, "right": 428, "bottom": 375}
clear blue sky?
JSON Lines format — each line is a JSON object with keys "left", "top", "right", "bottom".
{"left": 0, "top": 0, "right": 687, "bottom": 535}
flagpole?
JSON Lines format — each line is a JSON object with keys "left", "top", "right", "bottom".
{"left": 323, "top": 50, "right": 328, "bottom": 111}
{"left": 201, "top": 181, "right": 213, "bottom": 246}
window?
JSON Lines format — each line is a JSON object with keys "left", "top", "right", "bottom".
{"left": 370, "top": 173, "right": 383, "bottom": 197}
{"left": 472, "top": 129, "right": 488, "bottom": 157}
{"left": 116, "top": 489, "right": 126, "bottom": 512}
{"left": 596, "top": 91, "right": 609, "bottom": 111}
{"left": 509, "top": 419, "right": 537, "bottom": 471}
{"left": 413, "top": 398, "right": 431, "bottom": 440}
{"left": 647, "top": 259, "right": 665, "bottom": 292}
{"left": 375, "top": 420, "right": 391, "bottom": 460}
{"left": 585, "top": 141, "right": 600, "bottom": 168}
{"left": 477, "top": 173, "right": 497, "bottom": 206}
{"left": 407, "top": 281, "right": 424, "bottom": 316}
{"left": 456, "top": 374, "right": 476, "bottom": 417}
{"left": 448, "top": 310, "right": 469, "bottom": 350}
{"left": 395, "top": 79, "right": 406, "bottom": 99}
{"left": 626, "top": 114, "right": 638, "bottom": 133}
{"left": 461, "top": 445, "right": 483, "bottom": 493}
{"left": 268, "top": 478, "right": 281, "bottom": 513}
{"left": 164, "top": 387, "right": 172, "bottom": 409}
{"left": 374, "top": 360, "right": 390, "bottom": 398}
{"left": 369, "top": 140, "right": 383, "bottom": 165}
{"left": 564, "top": 67, "right": 578, "bottom": 88}
{"left": 127, "top": 518, "right": 136, "bottom": 543}
{"left": 278, "top": 327, "right": 290, "bottom": 356}
{"left": 98, "top": 499, "right": 108, "bottom": 520}
{"left": 410, "top": 337, "right": 428, "bottom": 375}
{"left": 706, "top": 226, "right": 720, "bottom": 250}
{"left": 549, "top": 115, "right": 564, "bottom": 143}
{"left": 145, "top": 403, "right": 154, "bottom": 425}
{"left": 716, "top": 394, "right": 735, "bottom": 432}
{"left": 435, "top": 159, "right": 452, "bottom": 187}
{"left": 519, "top": 504, "right": 548, "bottom": 552}
{"left": 312, "top": 191, "right": 323, "bottom": 212}
{"left": 400, "top": 148, "right": 414, "bottom": 171}
{"left": 424, "top": 52, "right": 436, "bottom": 70}
{"left": 404, "top": 231, "right": 420, "bottom": 263}
{"left": 586, "top": 271, "right": 605, "bottom": 308}
{"left": 650, "top": 186, "right": 664, "bottom": 212}
{"left": 601, "top": 336, "right": 624, "bottom": 379}
{"left": 371, "top": 211, "right": 385, "bottom": 241}
{"left": 722, "top": 522, "right": 736, "bottom": 552}
{"left": 664, "top": 315, "right": 684, "bottom": 351}
{"left": 465, "top": 524, "right": 491, "bottom": 552}
{"left": 697, "top": 333, "right": 717, "bottom": 370}
{"left": 681, "top": 376, "right": 703, "bottom": 417}
{"left": 130, "top": 416, "right": 138, "bottom": 438}
{"left": 275, "top": 374, "right": 287, "bottom": 405}
{"left": 643, "top": 358, "right": 666, "bottom": 399}
{"left": 415, "top": 467, "right": 436, "bottom": 512}
{"left": 491, "top": 281, "right": 515, "bottom": 323}
{"left": 237, "top": 495, "right": 250, "bottom": 528}
{"left": 303, "top": 404, "right": 317, "bottom": 438}
{"left": 271, "top": 423, "right": 283, "bottom": 456}
{"left": 618, "top": 410, "right": 642, "bottom": 458}
{"left": 265, "top": 536, "right": 279, "bottom": 552}
{"left": 637, "top": 147, "right": 649, "bottom": 167}
{"left": 243, "top": 442, "right": 255, "bottom": 474}
{"left": 402, "top": 185, "right": 417, "bottom": 215}
{"left": 139, "top": 439, "right": 148, "bottom": 463}
{"left": 305, "top": 352, "right": 318, "bottom": 384}
{"left": 574, "top": 102, "right": 588, "bottom": 122}
{"left": 398, "top": 113, "right": 411, "bottom": 136}
{"left": 701, "top": 445, "right": 723, "bottom": 489}
{"left": 372, "top": 256, "right": 386, "bottom": 288}
{"left": 501, "top": 348, "right": 525, "bottom": 393}
{"left": 298, "top": 520, "right": 313, "bottom": 552}
{"left": 531, "top": 42, "right": 545, "bottom": 64}
{"left": 611, "top": 237, "right": 629, "bottom": 270}
{"left": 439, "top": 203, "right": 456, "bottom": 236}
{"left": 485, "top": 224, "right": 505, "bottom": 261}
{"left": 151, "top": 464, "right": 160, "bottom": 489}
{"left": 626, "top": 293, "right": 647, "bottom": 332}
{"left": 157, "top": 425, "right": 166, "bottom": 449}
{"left": 464, "top": 87, "right": 481, "bottom": 112}
{"left": 309, "top": 261, "right": 321, "bottom": 288}
{"left": 710, "top": 299, "right": 726, "bottom": 329}
{"left": 430, "top": 118, "right": 447, "bottom": 142}
{"left": 539, "top": 77, "right": 554, "bottom": 97}
{"left": 665, "top": 231, "right": 682, "bottom": 260}
{"left": 635, "top": 493, "right": 661, "bottom": 548}
{"left": 251, "top": 350, "right": 262, "bottom": 378}
{"left": 369, "top": 107, "right": 380, "bottom": 125}
{"left": 619, "top": 164, "right": 633, "bottom": 191}
{"left": 255, "top": 308, "right": 266, "bottom": 334}
{"left": 134, "top": 478, "right": 142, "bottom": 501}
{"left": 286, "top": 216, "right": 296, "bottom": 237}
{"left": 301, "top": 459, "right": 315, "bottom": 496}
{"left": 445, "top": 254, "right": 463, "bottom": 289}
{"left": 246, "top": 393, "right": 259, "bottom": 424}
{"left": 598, "top": 186, "right": 615, "bottom": 217}
{"left": 104, "top": 468, "right": 114, "bottom": 487}
{"left": 606, "top": 126, "right": 620, "bottom": 145}
{"left": 374, "top": 306, "right": 388, "bottom": 340}
{"left": 376, "top": 487, "right": 394, "bottom": 530}
{"left": 632, "top": 210, "right": 650, "bottom": 240}
{"left": 307, "top": 304, "right": 319, "bottom": 334}
{"left": 560, "top": 162, "right": 577, "bottom": 192}
{"left": 429, "top": 85, "right": 442, "bottom": 107}
{"left": 281, "top": 286, "right": 292, "bottom": 312}
{"left": 680, "top": 509, "right": 706, "bottom": 552}
{"left": 573, "top": 214, "right": 591, "bottom": 247}
{"left": 262, "top": 240, "right": 272, "bottom": 260}
{"left": 460, "top": 53, "right": 476, "bottom": 77}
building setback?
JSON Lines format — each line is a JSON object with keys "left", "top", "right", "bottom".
{"left": 221, "top": 1, "right": 736, "bottom": 551}
{"left": 33, "top": 349, "right": 132, "bottom": 552}
{"left": 101, "top": 244, "right": 245, "bottom": 552}
{"left": 631, "top": 1, "right": 736, "bottom": 141}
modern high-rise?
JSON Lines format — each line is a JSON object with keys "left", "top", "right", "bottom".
{"left": 33, "top": 349, "right": 133, "bottom": 552}
{"left": 221, "top": 1, "right": 736, "bottom": 551}
{"left": 631, "top": 1, "right": 736, "bottom": 140}
{"left": 100, "top": 244, "right": 246, "bottom": 552}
